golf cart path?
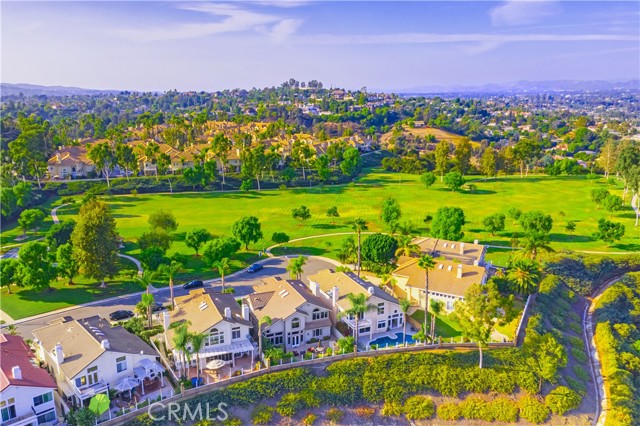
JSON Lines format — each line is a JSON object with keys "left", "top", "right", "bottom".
{"left": 51, "top": 203, "right": 143, "bottom": 274}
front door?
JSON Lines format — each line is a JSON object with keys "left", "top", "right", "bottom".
{"left": 288, "top": 333, "right": 301, "bottom": 347}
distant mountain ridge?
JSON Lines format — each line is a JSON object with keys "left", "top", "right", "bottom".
{"left": 1, "top": 83, "right": 122, "bottom": 97}
{"left": 395, "top": 79, "right": 640, "bottom": 95}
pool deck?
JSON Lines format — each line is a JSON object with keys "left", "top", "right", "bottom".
{"left": 359, "top": 326, "right": 422, "bottom": 350}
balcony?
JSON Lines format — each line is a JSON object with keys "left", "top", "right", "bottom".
{"left": 75, "top": 380, "right": 109, "bottom": 399}
{"left": 3, "top": 413, "right": 37, "bottom": 426}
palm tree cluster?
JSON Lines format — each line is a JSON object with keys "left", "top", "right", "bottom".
{"left": 338, "top": 293, "right": 375, "bottom": 352}
{"left": 286, "top": 256, "right": 307, "bottom": 280}
{"left": 171, "top": 322, "right": 207, "bottom": 381}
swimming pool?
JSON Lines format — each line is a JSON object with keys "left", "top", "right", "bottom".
{"left": 368, "top": 332, "right": 417, "bottom": 347}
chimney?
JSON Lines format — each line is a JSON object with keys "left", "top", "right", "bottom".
{"left": 367, "top": 287, "right": 375, "bottom": 295}
{"left": 101, "top": 339, "right": 110, "bottom": 350}
{"left": 310, "top": 281, "right": 319, "bottom": 297}
{"left": 457, "top": 264, "right": 463, "bottom": 279}
{"left": 54, "top": 344, "right": 64, "bottom": 366}
{"left": 473, "top": 239, "right": 479, "bottom": 245}
{"left": 11, "top": 366, "right": 22, "bottom": 380}
{"left": 224, "top": 307, "right": 232, "bottom": 319}
{"left": 242, "top": 304, "right": 250, "bottom": 322}
{"left": 332, "top": 286, "right": 339, "bottom": 308}
{"left": 460, "top": 243, "right": 465, "bottom": 255}
{"left": 163, "top": 311, "right": 170, "bottom": 331}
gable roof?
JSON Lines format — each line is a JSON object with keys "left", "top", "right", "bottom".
{"left": 32, "top": 316, "right": 155, "bottom": 378}
{"left": 0, "top": 334, "right": 56, "bottom": 392}
{"left": 307, "top": 269, "right": 399, "bottom": 311}
{"left": 392, "top": 258, "right": 487, "bottom": 298}
{"left": 412, "top": 237, "right": 485, "bottom": 265}
{"left": 166, "top": 290, "right": 251, "bottom": 349}
{"left": 247, "top": 277, "right": 330, "bottom": 323}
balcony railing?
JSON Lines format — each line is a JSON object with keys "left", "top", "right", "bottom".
{"left": 75, "top": 380, "right": 108, "bottom": 399}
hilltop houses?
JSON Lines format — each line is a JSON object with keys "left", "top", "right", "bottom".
{"left": 307, "top": 269, "right": 403, "bottom": 341}
{"left": 0, "top": 334, "right": 58, "bottom": 426}
{"left": 47, "top": 146, "right": 95, "bottom": 179}
{"left": 245, "top": 277, "right": 333, "bottom": 350}
{"left": 163, "top": 290, "right": 254, "bottom": 370}
{"left": 32, "top": 316, "right": 163, "bottom": 408}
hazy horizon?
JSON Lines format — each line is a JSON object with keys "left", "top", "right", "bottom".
{"left": 2, "top": 1, "right": 639, "bottom": 92}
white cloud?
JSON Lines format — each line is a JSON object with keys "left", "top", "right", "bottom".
{"left": 490, "top": 1, "right": 560, "bottom": 26}
{"left": 113, "top": 3, "right": 301, "bottom": 42}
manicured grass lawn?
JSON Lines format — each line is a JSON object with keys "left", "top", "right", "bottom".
{"left": 410, "top": 309, "right": 464, "bottom": 340}
{"left": 1, "top": 258, "right": 140, "bottom": 320}
{"left": 0, "top": 198, "right": 61, "bottom": 248}
{"left": 494, "top": 298, "right": 526, "bottom": 340}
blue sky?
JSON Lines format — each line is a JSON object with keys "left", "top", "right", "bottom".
{"left": 2, "top": 1, "right": 639, "bottom": 92}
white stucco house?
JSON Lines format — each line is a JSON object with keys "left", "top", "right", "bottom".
{"left": 246, "top": 277, "right": 333, "bottom": 350}
{"left": 32, "top": 316, "right": 163, "bottom": 408}
{"left": 0, "top": 334, "right": 58, "bottom": 426}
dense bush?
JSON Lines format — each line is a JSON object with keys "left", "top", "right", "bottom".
{"left": 489, "top": 397, "right": 519, "bottom": 423}
{"left": 380, "top": 401, "right": 403, "bottom": 417}
{"left": 250, "top": 404, "right": 275, "bottom": 425}
{"left": 276, "top": 392, "right": 312, "bottom": 417}
{"left": 324, "top": 408, "right": 344, "bottom": 424}
{"left": 460, "top": 396, "right": 493, "bottom": 421}
{"left": 436, "top": 402, "right": 463, "bottom": 420}
{"left": 403, "top": 395, "right": 435, "bottom": 420}
{"left": 518, "top": 395, "right": 550, "bottom": 424}
{"left": 545, "top": 386, "right": 582, "bottom": 415}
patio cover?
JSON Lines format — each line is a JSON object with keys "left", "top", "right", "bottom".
{"left": 198, "top": 340, "right": 254, "bottom": 358}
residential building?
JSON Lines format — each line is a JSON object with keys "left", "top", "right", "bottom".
{"left": 392, "top": 258, "right": 488, "bottom": 312}
{"left": 32, "top": 316, "right": 162, "bottom": 408}
{"left": 412, "top": 237, "right": 487, "bottom": 266}
{"left": 0, "top": 334, "right": 58, "bottom": 426}
{"left": 245, "top": 277, "right": 333, "bottom": 350}
{"left": 306, "top": 270, "right": 403, "bottom": 341}
{"left": 163, "top": 290, "right": 254, "bottom": 370}
{"left": 47, "top": 147, "right": 95, "bottom": 179}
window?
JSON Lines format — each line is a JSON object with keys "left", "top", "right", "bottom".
{"left": 291, "top": 317, "right": 300, "bottom": 329}
{"left": 377, "top": 303, "right": 385, "bottom": 315}
{"left": 116, "top": 356, "right": 127, "bottom": 373}
{"left": 232, "top": 327, "right": 241, "bottom": 340}
{"left": 1, "top": 403, "right": 16, "bottom": 422}
{"left": 359, "top": 326, "right": 370, "bottom": 334}
{"left": 207, "top": 328, "right": 224, "bottom": 346}
{"left": 377, "top": 320, "right": 386, "bottom": 329}
{"left": 312, "top": 309, "right": 328, "bottom": 321}
{"left": 37, "top": 410, "right": 56, "bottom": 425}
{"left": 313, "top": 328, "right": 323, "bottom": 337}
{"left": 33, "top": 392, "right": 53, "bottom": 406}
{"left": 266, "top": 331, "right": 283, "bottom": 345}
{"left": 446, "top": 300, "right": 454, "bottom": 311}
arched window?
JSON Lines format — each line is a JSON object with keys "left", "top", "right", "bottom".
{"left": 291, "top": 317, "right": 300, "bottom": 329}
{"left": 207, "top": 328, "right": 224, "bottom": 346}
{"left": 312, "top": 309, "right": 328, "bottom": 321}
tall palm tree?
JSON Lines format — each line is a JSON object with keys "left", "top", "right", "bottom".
{"left": 171, "top": 322, "right": 190, "bottom": 378}
{"left": 508, "top": 259, "right": 541, "bottom": 295}
{"left": 188, "top": 332, "right": 207, "bottom": 383}
{"left": 338, "top": 293, "right": 376, "bottom": 352}
{"left": 134, "top": 270, "right": 156, "bottom": 293}
{"left": 286, "top": 256, "right": 307, "bottom": 280}
{"left": 417, "top": 254, "right": 436, "bottom": 344}
{"left": 400, "top": 299, "right": 411, "bottom": 345}
{"left": 429, "top": 299, "right": 444, "bottom": 341}
{"left": 258, "top": 316, "right": 272, "bottom": 362}
{"left": 379, "top": 273, "right": 397, "bottom": 293}
{"left": 394, "top": 235, "right": 421, "bottom": 258}
{"left": 136, "top": 293, "right": 156, "bottom": 328}
{"left": 158, "top": 260, "right": 183, "bottom": 307}
{"left": 519, "top": 233, "right": 554, "bottom": 260}
{"left": 213, "top": 258, "right": 231, "bottom": 292}
{"left": 352, "top": 218, "right": 368, "bottom": 278}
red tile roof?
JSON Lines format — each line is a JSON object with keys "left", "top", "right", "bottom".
{"left": 0, "top": 334, "right": 56, "bottom": 391}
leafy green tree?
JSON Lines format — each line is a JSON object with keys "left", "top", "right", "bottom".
{"left": 17, "top": 242, "right": 55, "bottom": 291}
{"left": 0, "top": 259, "right": 19, "bottom": 293}
{"left": 603, "top": 194, "right": 624, "bottom": 213}
{"left": 71, "top": 199, "right": 120, "bottom": 287}
{"left": 87, "top": 142, "right": 115, "bottom": 187}
{"left": 352, "top": 218, "right": 368, "bottom": 277}
{"left": 593, "top": 217, "right": 625, "bottom": 245}
{"left": 338, "top": 293, "right": 375, "bottom": 351}
{"left": 184, "top": 228, "right": 211, "bottom": 256}
{"left": 431, "top": 206, "right": 466, "bottom": 240}
{"left": 545, "top": 386, "right": 581, "bottom": 415}
{"left": 56, "top": 243, "right": 79, "bottom": 284}
{"left": 451, "top": 281, "right": 514, "bottom": 368}
{"left": 326, "top": 206, "right": 340, "bottom": 221}
{"left": 271, "top": 232, "right": 290, "bottom": 245}
{"left": 380, "top": 198, "right": 401, "bottom": 231}
{"left": 507, "top": 259, "right": 541, "bottom": 295}
{"left": 148, "top": 210, "right": 178, "bottom": 233}
{"left": 183, "top": 165, "right": 205, "bottom": 190}
{"left": 434, "top": 140, "right": 450, "bottom": 181}
{"left": 361, "top": 233, "right": 398, "bottom": 265}
{"left": 232, "top": 216, "right": 263, "bottom": 249}
{"left": 454, "top": 138, "right": 472, "bottom": 175}
{"left": 340, "top": 147, "right": 362, "bottom": 179}
{"left": 13, "top": 182, "right": 33, "bottom": 208}
{"left": 139, "top": 247, "right": 166, "bottom": 271}
{"left": 481, "top": 147, "right": 497, "bottom": 179}
{"left": 337, "top": 236, "right": 357, "bottom": 264}
{"left": 213, "top": 257, "right": 231, "bottom": 292}
{"left": 203, "top": 236, "right": 241, "bottom": 264}
{"left": 18, "top": 209, "right": 45, "bottom": 235}
{"left": 420, "top": 172, "right": 436, "bottom": 188}
{"left": 565, "top": 220, "right": 577, "bottom": 233}
{"left": 429, "top": 299, "right": 444, "bottom": 340}
{"left": 158, "top": 260, "right": 183, "bottom": 307}
{"left": 138, "top": 230, "right": 172, "bottom": 253}
{"left": 1, "top": 188, "right": 17, "bottom": 218}
{"left": 591, "top": 188, "right": 610, "bottom": 209}
{"left": 483, "top": 213, "right": 506, "bottom": 236}
{"left": 241, "top": 145, "right": 267, "bottom": 190}
{"left": 115, "top": 143, "right": 137, "bottom": 180}
{"left": 523, "top": 333, "right": 567, "bottom": 391}
{"left": 291, "top": 205, "right": 311, "bottom": 223}
{"left": 518, "top": 211, "right": 554, "bottom": 259}
{"left": 67, "top": 408, "right": 97, "bottom": 426}
{"left": 315, "top": 154, "right": 331, "bottom": 182}
{"left": 211, "top": 132, "right": 232, "bottom": 185}
{"left": 443, "top": 171, "right": 465, "bottom": 191}
{"left": 46, "top": 220, "right": 76, "bottom": 249}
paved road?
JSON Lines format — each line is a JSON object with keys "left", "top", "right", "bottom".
{"left": 11, "top": 256, "right": 335, "bottom": 338}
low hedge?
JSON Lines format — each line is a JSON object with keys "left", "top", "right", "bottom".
{"left": 490, "top": 397, "right": 520, "bottom": 423}
{"left": 436, "top": 402, "right": 463, "bottom": 420}
{"left": 545, "top": 386, "right": 582, "bottom": 415}
{"left": 518, "top": 395, "right": 550, "bottom": 424}
{"left": 250, "top": 404, "right": 275, "bottom": 425}
{"left": 403, "top": 395, "right": 435, "bottom": 420}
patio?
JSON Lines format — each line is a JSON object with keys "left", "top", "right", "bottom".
{"left": 109, "top": 376, "right": 173, "bottom": 418}
{"left": 357, "top": 326, "right": 421, "bottom": 349}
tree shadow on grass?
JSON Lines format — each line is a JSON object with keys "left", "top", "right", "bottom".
{"left": 549, "top": 233, "right": 595, "bottom": 244}
{"left": 271, "top": 246, "right": 329, "bottom": 257}
{"left": 310, "top": 224, "right": 343, "bottom": 230}
{"left": 610, "top": 242, "right": 640, "bottom": 252}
